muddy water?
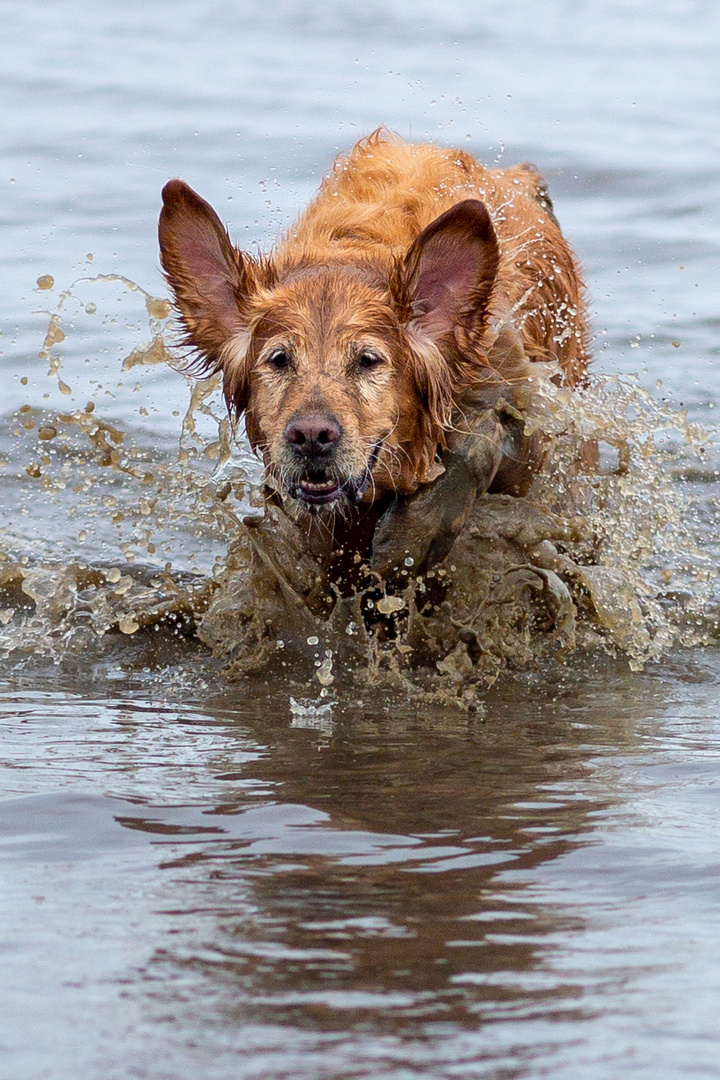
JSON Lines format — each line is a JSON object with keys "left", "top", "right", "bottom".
{"left": 3, "top": 1, "right": 720, "bottom": 1077}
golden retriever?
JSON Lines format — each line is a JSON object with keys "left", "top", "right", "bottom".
{"left": 159, "top": 130, "right": 588, "bottom": 580}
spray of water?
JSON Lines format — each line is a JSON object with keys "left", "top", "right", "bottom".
{"left": 0, "top": 274, "right": 715, "bottom": 703}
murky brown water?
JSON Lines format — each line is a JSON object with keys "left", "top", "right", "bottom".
{"left": 3, "top": 1, "right": 720, "bottom": 1077}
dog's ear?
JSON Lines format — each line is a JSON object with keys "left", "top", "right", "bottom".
{"left": 400, "top": 199, "right": 499, "bottom": 346}
{"left": 159, "top": 180, "right": 258, "bottom": 409}
{"left": 393, "top": 200, "right": 500, "bottom": 441}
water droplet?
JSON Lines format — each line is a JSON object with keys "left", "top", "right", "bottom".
{"left": 145, "top": 297, "right": 172, "bottom": 320}
{"left": 377, "top": 596, "right": 405, "bottom": 615}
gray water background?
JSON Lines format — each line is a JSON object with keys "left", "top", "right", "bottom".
{"left": 2, "top": 1, "right": 720, "bottom": 1077}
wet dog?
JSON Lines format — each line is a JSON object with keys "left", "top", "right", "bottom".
{"left": 159, "top": 131, "right": 588, "bottom": 581}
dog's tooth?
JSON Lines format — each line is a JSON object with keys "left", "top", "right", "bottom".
{"left": 301, "top": 478, "right": 337, "bottom": 491}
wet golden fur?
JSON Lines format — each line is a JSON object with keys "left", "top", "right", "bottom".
{"left": 159, "top": 130, "right": 588, "bottom": 536}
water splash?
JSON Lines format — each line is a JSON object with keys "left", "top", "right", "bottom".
{"left": 1, "top": 274, "right": 716, "bottom": 699}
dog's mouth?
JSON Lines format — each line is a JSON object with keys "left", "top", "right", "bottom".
{"left": 293, "top": 475, "right": 344, "bottom": 505}
{"left": 289, "top": 441, "right": 382, "bottom": 508}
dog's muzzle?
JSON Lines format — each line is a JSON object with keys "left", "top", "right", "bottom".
{"left": 282, "top": 411, "right": 382, "bottom": 507}
{"left": 287, "top": 440, "right": 383, "bottom": 507}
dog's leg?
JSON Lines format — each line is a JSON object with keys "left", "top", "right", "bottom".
{"left": 371, "top": 404, "right": 539, "bottom": 579}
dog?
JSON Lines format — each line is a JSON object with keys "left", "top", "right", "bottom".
{"left": 159, "top": 130, "right": 589, "bottom": 585}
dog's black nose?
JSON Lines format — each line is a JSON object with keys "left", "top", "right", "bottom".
{"left": 284, "top": 413, "right": 342, "bottom": 457}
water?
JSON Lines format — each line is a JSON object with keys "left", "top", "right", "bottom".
{"left": 2, "top": 1, "right": 720, "bottom": 1076}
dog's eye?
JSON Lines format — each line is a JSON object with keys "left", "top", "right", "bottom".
{"left": 356, "top": 350, "right": 384, "bottom": 372}
{"left": 266, "top": 348, "right": 293, "bottom": 371}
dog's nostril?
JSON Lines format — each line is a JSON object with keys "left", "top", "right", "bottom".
{"left": 316, "top": 427, "right": 338, "bottom": 445}
{"left": 286, "top": 426, "right": 306, "bottom": 446}
{"left": 285, "top": 414, "right": 342, "bottom": 454}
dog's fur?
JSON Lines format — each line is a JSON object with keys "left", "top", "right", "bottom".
{"left": 159, "top": 131, "right": 588, "bottom": 579}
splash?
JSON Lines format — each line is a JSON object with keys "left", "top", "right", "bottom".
{"left": 193, "top": 369, "right": 715, "bottom": 697}
{"left": 0, "top": 274, "right": 715, "bottom": 699}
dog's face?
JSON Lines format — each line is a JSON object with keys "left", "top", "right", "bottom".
{"left": 159, "top": 181, "right": 499, "bottom": 510}
{"left": 225, "top": 269, "right": 423, "bottom": 505}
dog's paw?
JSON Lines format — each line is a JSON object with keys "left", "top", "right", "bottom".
{"left": 370, "top": 456, "right": 478, "bottom": 580}
{"left": 370, "top": 500, "right": 429, "bottom": 580}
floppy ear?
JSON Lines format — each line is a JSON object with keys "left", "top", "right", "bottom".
{"left": 402, "top": 199, "right": 499, "bottom": 347}
{"left": 159, "top": 180, "right": 257, "bottom": 412}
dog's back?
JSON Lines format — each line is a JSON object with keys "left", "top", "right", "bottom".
{"left": 281, "top": 131, "right": 588, "bottom": 386}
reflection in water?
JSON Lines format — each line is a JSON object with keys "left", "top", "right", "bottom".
{"left": 3, "top": 654, "right": 720, "bottom": 1077}
{"left": 99, "top": 668, "right": 658, "bottom": 1066}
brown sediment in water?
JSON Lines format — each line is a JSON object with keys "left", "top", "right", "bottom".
{"left": 193, "top": 371, "right": 716, "bottom": 695}
{"left": 1, "top": 276, "right": 715, "bottom": 699}
{"left": 198, "top": 493, "right": 587, "bottom": 689}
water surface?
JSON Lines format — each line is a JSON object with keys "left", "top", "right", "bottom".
{"left": 2, "top": 2, "right": 720, "bottom": 1077}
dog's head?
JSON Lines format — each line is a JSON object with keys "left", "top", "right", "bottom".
{"left": 159, "top": 180, "right": 499, "bottom": 509}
